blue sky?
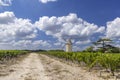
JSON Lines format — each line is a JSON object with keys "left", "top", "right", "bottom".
{"left": 0, "top": 0, "right": 120, "bottom": 51}
{"left": 7, "top": 0, "right": 120, "bottom": 25}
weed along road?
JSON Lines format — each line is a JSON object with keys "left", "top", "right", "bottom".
{"left": 0, "top": 53, "right": 103, "bottom": 80}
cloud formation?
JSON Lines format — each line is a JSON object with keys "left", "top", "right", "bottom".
{"left": 0, "top": 11, "right": 120, "bottom": 51}
{"left": 0, "top": 0, "right": 12, "bottom": 6}
{"left": 0, "top": 11, "right": 15, "bottom": 24}
{"left": 106, "top": 17, "right": 120, "bottom": 40}
{"left": 0, "top": 11, "right": 37, "bottom": 42}
{"left": 39, "top": 0, "right": 57, "bottom": 3}
{"left": 75, "top": 40, "right": 91, "bottom": 45}
{"left": 35, "top": 13, "right": 105, "bottom": 41}
{"left": 0, "top": 40, "right": 51, "bottom": 50}
{"left": 0, "top": 11, "right": 53, "bottom": 50}
{"left": 13, "top": 40, "right": 51, "bottom": 50}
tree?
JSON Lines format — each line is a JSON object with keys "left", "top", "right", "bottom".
{"left": 85, "top": 46, "right": 94, "bottom": 52}
{"left": 93, "top": 38, "right": 113, "bottom": 53}
{"left": 106, "top": 45, "right": 120, "bottom": 53}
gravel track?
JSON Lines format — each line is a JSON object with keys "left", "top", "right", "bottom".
{"left": 0, "top": 53, "right": 104, "bottom": 80}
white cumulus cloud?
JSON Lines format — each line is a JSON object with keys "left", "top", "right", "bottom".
{"left": 75, "top": 39, "right": 91, "bottom": 45}
{"left": 0, "top": 11, "right": 54, "bottom": 50}
{"left": 106, "top": 17, "right": 120, "bottom": 40}
{"left": 0, "top": 0, "right": 13, "bottom": 6}
{"left": 0, "top": 40, "right": 51, "bottom": 50}
{"left": 0, "top": 11, "right": 15, "bottom": 24}
{"left": 3, "top": 11, "right": 120, "bottom": 51}
{"left": 39, "top": 0, "right": 57, "bottom": 3}
{"left": 35, "top": 13, "right": 105, "bottom": 41}
{"left": 13, "top": 40, "right": 51, "bottom": 50}
{"left": 0, "top": 11, "right": 38, "bottom": 45}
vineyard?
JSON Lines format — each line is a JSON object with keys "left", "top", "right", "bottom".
{"left": 0, "top": 51, "right": 119, "bottom": 80}
{"left": 0, "top": 50, "right": 120, "bottom": 79}
{"left": 40, "top": 51, "right": 120, "bottom": 77}
{"left": 0, "top": 50, "right": 28, "bottom": 61}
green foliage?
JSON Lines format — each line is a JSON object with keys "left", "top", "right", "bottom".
{"left": 40, "top": 51, "right": 120, "bottom": 75}
{"left": 48, "top": 50, "right": 64, "bottom": 52}
{"left": 84, "top": 46, "right": 94, "bottom": 52}
{"left": 107, "top": 47, "right": 120, "bottom": 53}
{"left": 97, "top": 54, "right": 120, "bottom": 76}
{"left": 0, "top": 50, "right": 28, "bottom": 60}
{"left": 93, "top": 38, "right": 113, "bottom": 53}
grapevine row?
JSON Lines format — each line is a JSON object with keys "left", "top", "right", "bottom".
{"left": 0, "top": 50, "right": 28, "bottom": 60}
{"left": 40, "top": 51, "right": 120, "bottom": 76}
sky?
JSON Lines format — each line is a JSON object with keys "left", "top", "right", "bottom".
{"left": 0, "top": 0, "right": 120, "bottom": 51}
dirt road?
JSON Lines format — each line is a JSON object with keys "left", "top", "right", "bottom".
{"left": 0, "top": 53, "right": 103, "bottom": 80}
{"left": 0, "top": 53, "right": 49, "bottom": 80}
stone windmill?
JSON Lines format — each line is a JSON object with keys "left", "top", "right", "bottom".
{"left": 65, "top": 39, "right": 72, "bottom": 52}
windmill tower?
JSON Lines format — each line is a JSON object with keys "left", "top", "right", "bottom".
{"left": 65, "top": 39, "right": 72, "bottom": 52}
